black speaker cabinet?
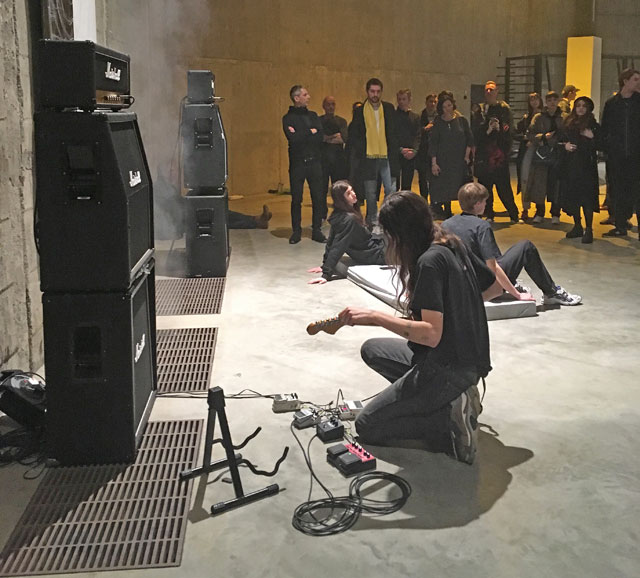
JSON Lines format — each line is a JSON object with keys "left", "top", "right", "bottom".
{"left": 181, "top": 102, "right": 228, "bottom": 191}
{"left": 35, "top": 110, "right": 154, "bottom": 292}
{"left": 185, "top": 192, "right": 229, "bottom": 277}
{"left": 187, "top": 70, "right": 214, "bottom": 103}
{"left": 43, "top": 262, "right": 156, "bottom": 466}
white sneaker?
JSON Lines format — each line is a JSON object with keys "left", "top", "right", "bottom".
{"left": 542, "top": 286, "right": 582, "bottom": 306}
{"left": 532, "top": 215, "right": 543, "bottom": 223}
{"left": 551, "top": 216, "right": 560, "bottom": 225}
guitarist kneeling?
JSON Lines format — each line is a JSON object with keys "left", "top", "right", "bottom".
{"left": 337, "top": 191, "right": 501, "bottom": 464}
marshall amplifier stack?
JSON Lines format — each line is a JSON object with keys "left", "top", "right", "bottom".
{"left": 35, "top": 40, "right": 156, "bottom": 465}
{"left": 181, "top": 70, "right": 229, "bottom": 277}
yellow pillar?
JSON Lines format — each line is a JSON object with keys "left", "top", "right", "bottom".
{"left": 566, "top": 36, "right": 602, "bottom": 118}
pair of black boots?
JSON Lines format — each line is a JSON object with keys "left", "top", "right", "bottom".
{"left": 289, "top": 229, "right": 326, "bottom": 244}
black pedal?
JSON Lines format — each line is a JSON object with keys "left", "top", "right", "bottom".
{"left": 326, "top": 442, "right": 377, "bottom": 476}
{"left": 316, "top": 418, "right": 344, "bottom": 442}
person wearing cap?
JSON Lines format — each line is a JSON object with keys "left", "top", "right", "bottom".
{"left": 558, "top": 85, "right": 580, "bottom": 115}
{"left": 472, "top": 80, "right": 520, "bottom": 223}
{"left": 525, "top": 91, "right": 567, "bottom": 224}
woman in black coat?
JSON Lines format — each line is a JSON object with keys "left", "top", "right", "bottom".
{"left": 428, "top": 91, "right": 473, "bottom": 218}
{"left": 308, "top": 180, "right": 386, "bottom": 283}
{"left": 558, "top": 96, "right": 602, "bottom": 244}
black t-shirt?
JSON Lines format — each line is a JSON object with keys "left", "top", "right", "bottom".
{"left": 409, "top": 243, "right": 494, "bottom": 377}
{"left": 442, "top": 213, "right": 502, "bottom": 261}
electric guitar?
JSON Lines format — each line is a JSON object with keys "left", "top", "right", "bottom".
{"left": 306, "top": 315, "right": 346, "bottom": 336}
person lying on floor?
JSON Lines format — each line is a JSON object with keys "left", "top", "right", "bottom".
{"left": 338, "top": 191, "right": 503, "bottom": 464}
{"left": 442, "top": 182, "right": 582, "bottom": 306}
{"left": 308, "top": 180, "right": 386, "bottom": 284}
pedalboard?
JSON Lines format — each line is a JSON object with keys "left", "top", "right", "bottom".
{"left": 337, "top": 400, "right": 364, "bottom": 421}
{"left": 316, "top": 418, "right": 344, "bottom": 442}
{"left": 272, "top": 393, "right": 301, "bottom": 413}
{"left": 326, "top": 442, "right": 377, "bottom": 476}
{"left": 293, "top": 408, "right": 321, "bottom": 429}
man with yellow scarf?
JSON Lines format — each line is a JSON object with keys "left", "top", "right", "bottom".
{"left": 349, "top": 78, "right": 399, "bottom": 228}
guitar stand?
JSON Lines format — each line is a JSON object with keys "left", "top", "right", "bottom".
{"left": 180, "top": 386, "right": 289, "bottom": 515}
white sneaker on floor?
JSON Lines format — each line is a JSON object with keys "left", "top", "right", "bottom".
{"left": 532, "top": 215, "right": 543, "bottom": 223}
{"left": 551, "top": 216, "right": 560, "bottom": 225}
{"left": 542, "top": 286, "right": 582, "bottom": 306}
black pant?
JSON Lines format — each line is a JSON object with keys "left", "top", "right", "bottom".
{"left": 608, "top": 154, "right": 640, "bottom": 230}
{"left": 355, "top": 338, "right": 477, "bottom": 449}
{"left": 289, "top": 159, "right": 324, "bottom": 233}
{"left": 498, "top": 240, "right": 555, "bottom": 295}
{"left": 227, "top": 210, "right": 256, "bottom": 229}
{"left": 417, "top": 159, "right": 430, "bottom": 202}
{"left": 398, "top": 155, "right": 416, "bottom": 190}
{"left": 321, "top": 149, "right": 347, "bottom": 218}
{"left": 478, "top": 165, "right": 519, "bottom": 221}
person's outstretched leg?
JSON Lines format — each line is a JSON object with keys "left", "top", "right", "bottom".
{"left": 498, "top": 240, "right": 555, "bottom": 294}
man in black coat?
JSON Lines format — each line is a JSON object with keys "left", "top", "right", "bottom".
{"left": 395, "top": 89, "right": 421, "bottom": 190}
{"left": 472, "top": 81, "right": 519, "bottom": 223}
{"left": 601, "top": 68, "right": 640, "bottom": 238}
{"left": 348, "top": 78, "right": 399, "bottom": 227}
{"left": 282, "top": 85, "right": 325, "bottom": 244}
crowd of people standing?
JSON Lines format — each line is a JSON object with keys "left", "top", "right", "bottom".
{"left": 283, "top": 70, "right": 640, "bottom": 245}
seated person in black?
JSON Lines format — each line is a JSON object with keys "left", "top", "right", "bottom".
{"left": 308, "top": 180, "right": 386, "bottom": 284}
{"left": 442, "top": 182, "right": 581, "bottom": 306}
{"left": 338, "top": 191, "right": 502, "bottom": 464}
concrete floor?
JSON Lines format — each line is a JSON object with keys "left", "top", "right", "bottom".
{"left": 1, "top": 187, "right": 639, "bottom": 578}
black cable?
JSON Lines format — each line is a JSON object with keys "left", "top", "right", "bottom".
{"left": 289, "top": 421, "right": 411, "bottom": 536}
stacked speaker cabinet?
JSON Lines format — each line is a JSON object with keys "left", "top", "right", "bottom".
{"left": 181, "top": 70, "right": 229, "bottom": 277}
{"left": 35, "top": 40, "right": 156, "bottom": 466}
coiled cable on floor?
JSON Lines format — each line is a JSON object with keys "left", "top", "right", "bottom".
{"left": 292, "top": 468, "right": 412, "bottom": 536}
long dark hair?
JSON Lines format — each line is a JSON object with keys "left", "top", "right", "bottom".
{"left": 564, "top": 96, "right": 595, "bottom": 132}
{"left": 379, "top": 191, "right": 463, "bottom": 308}
{"left": 330, "top": 180, "right": 364, "bottom": 224}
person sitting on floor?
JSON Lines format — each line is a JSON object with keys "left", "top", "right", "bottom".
{"left": 338, "top": 191, "right": 502, "bottom": 464}
{"left": 307, "top": 180, "right": 386, "bottom": 284}
{"left": 442, "top": 182, "right": 582, "bottom": 306}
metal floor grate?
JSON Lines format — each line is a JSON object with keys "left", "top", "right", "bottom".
{"left": 0, "top": 420, "right": 202, "bottom": 576}
{"left": 156, "top": 328, "right": 217, "bottom": 394}
{"left": 156, "top": 277, "right": 225, "bottom": 316}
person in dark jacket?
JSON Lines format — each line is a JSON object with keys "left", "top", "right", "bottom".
{"left": 601, "top": 68, "right": 640, "bottom": 238}
{"left": 319, "top": 96, "right": 348, "bottom": 219}
{"left": 515, "top": 92, "right": 543, "bottom": 220}
{"left": 307, "top": 180, "right": 385, "bottom": 283}
{"left": 472, "top": 81, "right": 519, "bottom": 223}
{"left": 348, "top": 78, "right": 399, "bottom": 227}
{"left": 282, "top": 85, "right": 325, "bottom": 244}
{"left": 558, "top": 96, "right": 602, "bottom": 243}
{"left": 428, "top": 91, "right": 473, "bottom": 219}
{"left": 417, "top": 93, "right": 438, "bottom": 206}
{"left": 395, "top": 89, "right": 422, "bottom": 190}
{"left": 525, "top": 91, "right": 567, "bottom": 224}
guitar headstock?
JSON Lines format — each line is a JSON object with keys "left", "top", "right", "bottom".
{"left": 306, "top": 315, "right": 344, "bottom": 336}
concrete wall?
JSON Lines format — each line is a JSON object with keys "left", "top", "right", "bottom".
{"left": 97, "top": 0, "right": 592, "bottom": 198}
{"left": 0, "top": 0, "right": 42, "bottom": 371}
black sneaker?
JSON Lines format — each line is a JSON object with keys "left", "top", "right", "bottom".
{"left": 449, "top": 386, "right": 479, "bottom": 465}
{"left": 603, "top": 228, "right": 627, "bottom": 238}
{"left": 566, "top": 225, "right": 583, "bottom": 239}
{"left": 311, "top": 230, "right": 327, "bottom": 243}
{"left": 581, "top": 228, "right": 593, "bottom": 244}
{"left": 289, "top": 231, "right": 301, "bottom": 244}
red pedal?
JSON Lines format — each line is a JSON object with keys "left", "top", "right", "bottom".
{"left": 326, "top": 442, "right": 376, "bottom": 476}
